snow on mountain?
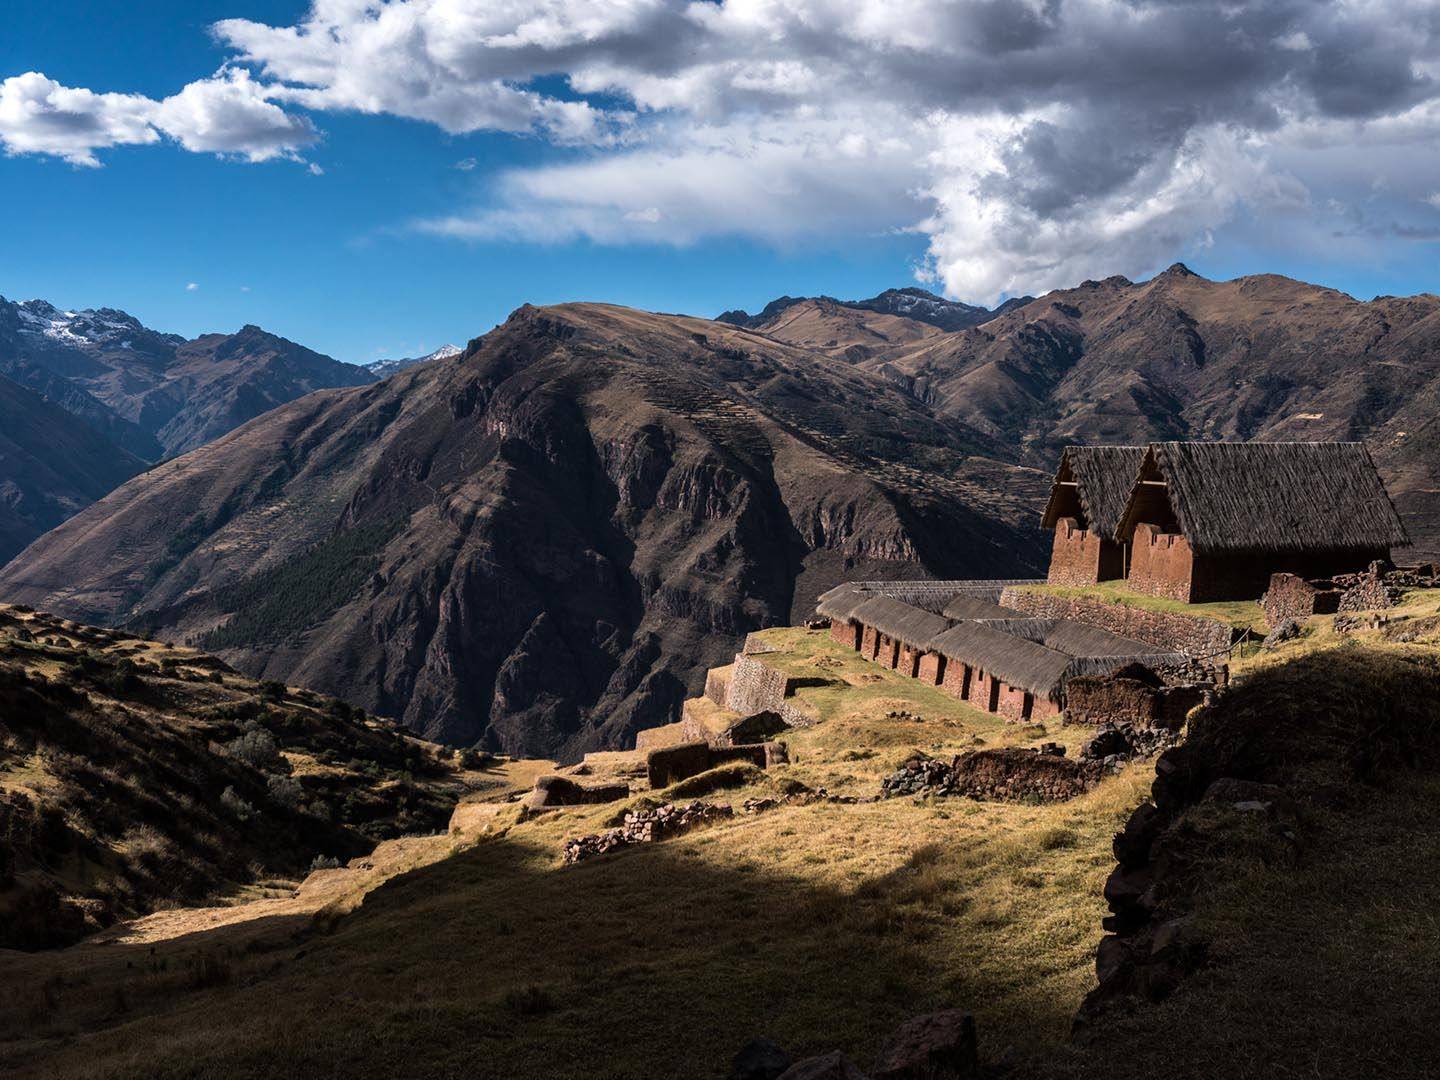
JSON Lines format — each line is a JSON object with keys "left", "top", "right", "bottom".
{"left": 364, "top": 344, "right": 462, "bottom": 378}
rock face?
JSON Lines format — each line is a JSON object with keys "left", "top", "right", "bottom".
{"left": 0, "top": 373, "right": 145, "bottom": 565}
{"left": 870, "top": 1009, "right": 978, "bottom": 1080}
{"left": 0, "top": 296, "right": 373, "bottom": 459}
{"left": 0, "top": 303, "right": 1038, "bottom": 758}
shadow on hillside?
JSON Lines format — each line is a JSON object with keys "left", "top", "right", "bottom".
{"left": 0, "top": 823, "right": 1062, "bottom": 1080}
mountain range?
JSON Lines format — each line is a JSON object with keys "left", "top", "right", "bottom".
{"left": 3, "top": 268, "right": 1440, "bottom": 757}
{"left": 364, "top": 344, "right": 463, "bottom": 379}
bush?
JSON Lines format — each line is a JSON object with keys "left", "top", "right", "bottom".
{"left": 267, "top": 775, "right": 304, "bottom": 809}
{"left": 219, "top": 786, "right": 255, "bottom": 821}
{"left": 224, "top": 723, "right": 282, "bottom": 771}
{"left": 309, "top": 854, "right": 342, "bottom": 871}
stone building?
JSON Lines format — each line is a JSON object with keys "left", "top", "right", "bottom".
{"left": 1113, "top": 441, "right": 1409, "bottom": 602}
{"left": 1040, "top": 445, "right": 1147, "bottom": 587}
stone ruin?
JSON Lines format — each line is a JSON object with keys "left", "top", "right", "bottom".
{"left": 1261, "top": 561, "right": 1440, "bottom": 629}
{"left": 522, "top": 774, "right": 630, "bottom": 810}
{"left": 880, "top": 746, "right": 1103, "bottom": 803}
{"left": 728, "top": 1007, "right": 978, "bottom": 1079}
{"left": 1062, "top": 662, "right": 1209, "bottom": 730}
{"left": 562, "top": 801, "right": 734, "bottom": 864}
{"left": 645, "top": 739, "right": 789, "bottom": 789}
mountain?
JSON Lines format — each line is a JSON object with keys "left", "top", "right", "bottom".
{"left": 867, "top": 265, "right": 1440, "bottom": 555}
{"left": 0, "top": 296, "right": 375, "bottom": 459}
{"left": 0, "top": 302, "right": 1044, "bottom": 758}
{"left": 0, "top": 373, "right": 146, "bottom": 565}
{"left": 718, "top": 286, "right": 1021, "bottom": 336}
{"left": 364, "top": 344, "right": 462, "bottom": 379}
{"left": 0, "top": 604, "right": 465, "bottom": 949}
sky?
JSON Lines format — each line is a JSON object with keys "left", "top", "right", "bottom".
{"left": 2, "top": 1, "right": 1439, "bottom": 364}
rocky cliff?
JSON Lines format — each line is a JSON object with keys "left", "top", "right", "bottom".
{"left": 0, "top": 303, "right": 1045, "bottom": 757}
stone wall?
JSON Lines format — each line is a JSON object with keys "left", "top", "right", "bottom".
{"left": 950, "top": 748, "right": 1101, "bottom": 802}
{"left": 1064, "top": 673, "right": 1205, "bottom": 730}
{"left": 941, "top": 658, "right": 972, "bottom": 701}
{"left": 999, "top": 588, "right": 1235, "bottom": 657}
{"left": 1127, "top": 523, "right": 1195, "bottom": 602}
{"left": 861, "top": 625, "right": 878, "bottom": 659}
{"left": 1261, "top": 573, "right": 1341, "bottom": 628}
{"left": 898, "top": 643, "right": 922, "bottom": 678}
{"left": 704, "top": 665, "right": 732, "bottom": 708}
{"left": 830, "top": 619, "right": 860, "bottom": 649}
{"left": 725, "top": 654, "right": 791, "bottom": 716}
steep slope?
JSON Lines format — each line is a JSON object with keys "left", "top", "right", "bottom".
{"left": 0, "top": 296, "right": 374, "bottom": 459}
{"left": 0, "top": 373, "right": 145, "bottom": 565}
{"left": 880, "top": 267, "right": 1440, "bottom": 551}
{"left": 0, "top": 605, "right": 466, "bottom": 949}
{"left": 0, "top": 303, "right": 1046, "bottom": 757}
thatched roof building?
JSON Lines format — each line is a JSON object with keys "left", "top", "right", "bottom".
{"left": 1116, "top": 441, "right": 1409, "bottom": 556}
{"left": 815, "top": 583, "right": 869, "bottom": 622}
{"left": 1041, "top": 445, "right": 1147, "bottom": 540}
{"left": 928, "top": 622, "right": 1075, "bottom": 702}
{"left": 848, "top": 597, "right": 951, "bottom": 649}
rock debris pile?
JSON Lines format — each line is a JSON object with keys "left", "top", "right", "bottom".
{"left": 563, "top": 801, "right": 733, "bottom": 864}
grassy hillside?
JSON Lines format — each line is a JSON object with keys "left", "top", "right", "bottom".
{"left": 0, "top": 605, "right": 470, "bottom": 949}
{"left": 5, "top": 611, "right": 1440, "bottom": 1077}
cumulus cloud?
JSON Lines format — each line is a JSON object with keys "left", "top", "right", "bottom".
{"left": 0, "top": 68, "right": 314, "bottom": 166}
{"left": 6, "top": 0, "right": 1440, "bottom": 296}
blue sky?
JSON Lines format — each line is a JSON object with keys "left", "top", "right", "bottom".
{"left": 2, "top": 1, "right": 1438, "bottom": 363}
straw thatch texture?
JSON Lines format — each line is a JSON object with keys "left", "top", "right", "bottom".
{"left": 927, "top": 622, "right": 1074, "bottom": 700}
{"left": 849, "top": 597, "right": 952, "bottom": 649}
{"left": 940, "top": 596, "right": 1028, "bottom": 621}
{"left": 1040, "top": 445, "right": 1147, "bottom": 539}
{"left": 815, "top": 584, "right": 868, "bottom": 621}
{"left": 1038, "top": 620, "right": 1168, "bottom": 657}
{"left": 1118, "top": 441, "right": 1409, "bottom": 555}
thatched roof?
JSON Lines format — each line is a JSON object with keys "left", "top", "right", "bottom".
{"left": 816, "top": 584, "right": 869, "bottom": 621}
{"left": 940, "top": 595, "right": 1027, "bottom": 621}
{"left": 1037, "top": 620, "right": 1169, "bottom": 658}
{"left": 1116, "top": 441, "right": 1409, "bottom": 556}
{"left": 849, "top": 597, "right": 952, "bottom": 649}
{"left": 1040, "top": 445, "right": 1147, "bottom": 540}
{"left": 816, "top": 579, "right": 1044, "bottom": 619}
{"left": 927, "top": 622, "right": 1073, "bottom": 701}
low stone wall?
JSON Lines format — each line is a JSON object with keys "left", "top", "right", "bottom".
{"left": 1064, "top": 673, "right": 1206, "bottom": 730}
{"left": 524, "top": 775, "right": 630, "bottom": 809}
{"left": 645, "top": 740, "right": 774, "bottom": 788}
{"left": 1000, "top": 588, "right": 1236, "bottom": 657}
{"left": 950, "top": 748, "right": 1102, "bottom": 802}
{"left": 1261, "top": 573, "right": 1341, "bottom": 628}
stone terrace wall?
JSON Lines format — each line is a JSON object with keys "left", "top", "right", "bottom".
{"left": 951, "top": 748, "right": 1101, "bottom": 802}
{"left": 1000, "top": 588, "right": 1236, "bottom": 658}
{"left": 723, "top": 653, "right": 812, "bottom": 728}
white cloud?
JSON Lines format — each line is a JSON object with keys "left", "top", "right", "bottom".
{"left": 186, "top": 282, "right": 199, "bottom": 291}
{"left": 1427, "top": 192, "right": 1440, "bottom": 209}
{"left": 7, "top": 0, "right": 1440, "bottom": 298}
{"left": 0, "top": 72, "right": 158, "bottom": 166}
{"left": 0, "top": 68, "right": 314, "bottom": 166}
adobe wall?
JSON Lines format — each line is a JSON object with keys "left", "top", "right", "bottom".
{"left": 941, "top": 659, "right": 972, "bottom": 701}
{"left": 878, "top": 635, "right": 901, "bottom": 669}
{"left": 898, "top": 643, "right": 922, "bottom": 679}
{"left": 830, "top": 619, "right": 860, "bottom": 649}
{"left": 995, "top": 682, "right": 1029, "bottom": 721}
{"left": 1047, "top": 518, "right": 1125, "bottom": 587}
{"left": 1000, "top": 588, "right": 1235, "bottom": 657}
{"left": 917, "top": 652, "right": 944, "bottom": 686}
{"left": 861, "top": 625, "right": 878, "bottom": 659}
{"left": 1126, "top": 523, "right": 1194, "bottom": 602}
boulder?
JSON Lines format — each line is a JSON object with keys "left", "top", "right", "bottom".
{"left": 731, "top": 1037, "right": 793, "bottom": 1080}
{"left": 722, "top": 710, "right": 791, "bottom": 746}
{"left": 777, "top": 1051, "right": 869, "bottom": 1079}
{"left": 871, "top": 1009, "right": 977, "bottom": 1079}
